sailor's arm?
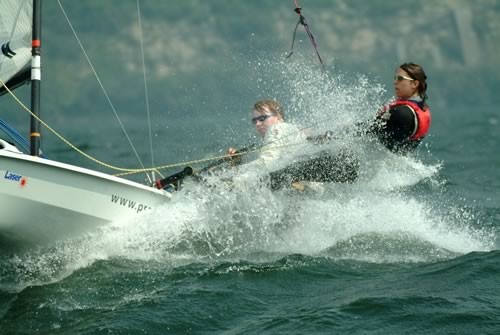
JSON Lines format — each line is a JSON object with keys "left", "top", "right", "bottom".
{"left": 382, "top": 104, "right": 418, "bottom": 141}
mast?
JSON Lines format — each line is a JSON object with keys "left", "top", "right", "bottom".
{"left": 30, "top": 0, "right": 41, "bottom": 156}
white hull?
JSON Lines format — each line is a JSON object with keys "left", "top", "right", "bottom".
{"left": 0, "top": 149, "right": 171, "bottom": 247}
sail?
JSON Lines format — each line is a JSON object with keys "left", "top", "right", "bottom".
{"left": 0, "top": 0, "right": 32, "bottom": 95}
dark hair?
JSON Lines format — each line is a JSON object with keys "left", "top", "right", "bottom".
{"left": 400, "top": 62, "right": 428, "bottom": 106}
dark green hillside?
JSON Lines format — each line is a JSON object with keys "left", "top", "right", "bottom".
{"left": 35, "top": 0, "right": 500, "bottom": 109}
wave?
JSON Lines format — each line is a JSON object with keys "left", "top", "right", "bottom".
{"left": 1, "top": 58, "right": 495, "bottom": 292}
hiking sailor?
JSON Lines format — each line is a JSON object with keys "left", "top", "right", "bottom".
{"left": 367, "top": 62, "right": 431, "bottom": 154}
{"left": 227, "top": 99, "right": 307, "bottom": 186}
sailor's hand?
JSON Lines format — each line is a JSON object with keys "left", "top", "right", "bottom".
{"left": 227, "top": 147, "right": 242, "bottom": 166}
{"left": 291, "top": 181, "right": 305, "bottom": 192}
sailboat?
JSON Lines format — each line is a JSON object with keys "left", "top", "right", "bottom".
{"left": 0, "top": 0, "right": 172, "bottom": 247}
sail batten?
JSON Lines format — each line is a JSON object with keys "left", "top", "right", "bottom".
{"left": 0, "top": 0, "right": 32, "bottom": 94}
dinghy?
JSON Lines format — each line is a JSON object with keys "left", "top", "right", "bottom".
{"left": 1, "top": 1, "right": 360, "bottom": 247}
{"left": 0, "top": 0, "right": 171, "bottom": 247}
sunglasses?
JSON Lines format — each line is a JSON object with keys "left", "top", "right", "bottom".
{"left": 251, "top": 114, "right": 273, "bottom": 124}
{"left": 394, "top": 75, "right": 414, "bottom": 81}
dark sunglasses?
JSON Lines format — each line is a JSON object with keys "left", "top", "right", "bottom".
{"left": 251, "top": 114, "right": 273, "bottom": 124}
{"left": 394, "top": 74, "right": 414, "bottom": 81}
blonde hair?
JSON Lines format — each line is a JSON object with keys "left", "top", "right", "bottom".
{"left": 253, "top": 100, "right": 284, "bottom": 119}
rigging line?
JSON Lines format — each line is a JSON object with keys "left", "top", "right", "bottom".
{"left": 0, "top": 119, "right": 30, "bottom": 153}
{"left": 115, "top": 137, "right": 313, "bottom": 177}
{"left": 3, "top": 74, "right": 345, "bottom": 180}
{"left": 132, "top": 138, "right": 313, "bottom": 177}
{"left": 136, "top": 0, "right": 155, "bottom": 182}
{"left": 0, "top": 77, "right": 149, "bottom": 173}
{"left": 286, "top": 0, "right": 326, "bottom": 72}
{"left": 56, "top": 0, "right": 150, "bottom": 180}
{"left": 2, "top": 75, "right": 316, "bottom": 179}
{"left": 2, "top": 76, "right": 310, "bottom": 177}
{"left": 2, "top": 76, "right": 311, "bottom": 177}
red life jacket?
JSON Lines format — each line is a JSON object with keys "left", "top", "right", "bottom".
{"left": 385, "top": 99, "right": 431, "bottom": 141}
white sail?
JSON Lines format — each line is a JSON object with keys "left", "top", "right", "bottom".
{"left": 0, "top": 0, "right": 32, "bottom": 87}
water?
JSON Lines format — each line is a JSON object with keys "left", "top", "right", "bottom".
{"left": 2, "top": 6, "right": 500, "bottom": 332}
{"left": 2, "top": 58, "right": 499, "bottom": 334}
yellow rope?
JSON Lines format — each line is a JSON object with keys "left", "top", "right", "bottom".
{"left": 114, "top": 139, "right": 308, "bottom": 177}
{"left": 1, "top": 78, "right": 305, "bottom": 176}
{"left": 114, "top": 145, "right": 267, "bottom": 177}
{"left": 1, "top": 78, "right": 149, "bottom": 172}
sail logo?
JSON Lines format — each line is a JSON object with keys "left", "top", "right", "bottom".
{"left": 4, "top": 171, "right": 27, "bottom": 186}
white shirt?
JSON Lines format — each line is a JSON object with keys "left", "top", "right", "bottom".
{"left": 235, "top": 121, "right": 306, "bottom": 182}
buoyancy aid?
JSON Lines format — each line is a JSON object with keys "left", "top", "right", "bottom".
{"left": 386, "top": 99, "right": 431, "bottom": 141}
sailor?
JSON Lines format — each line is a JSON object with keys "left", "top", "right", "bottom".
{"left": 368, "top": 62, "right": 431, "bottom": 154}
{"left": 155, "top": 100, "right": 359, "bottom": 192}
{"left": 154, "top": 100, "right": 305, "bottom": 192}
{"left": 227, "top": 99, "right": 307, "bottom": 185}
{"left": 227, "top": 100, "right": 359, "bottom": 190}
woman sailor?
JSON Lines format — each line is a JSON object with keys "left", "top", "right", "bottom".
{"left": 369, "top": 62, "right": 431, "bottom": 154}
